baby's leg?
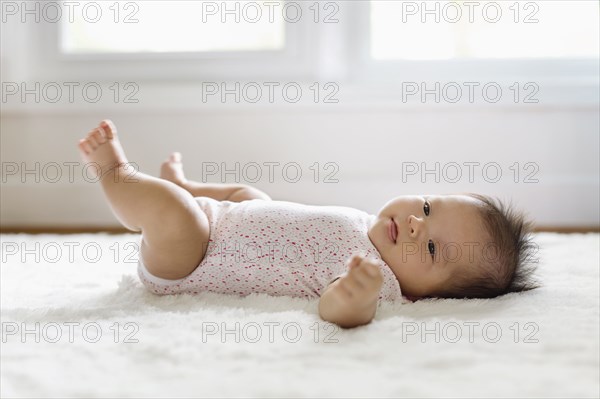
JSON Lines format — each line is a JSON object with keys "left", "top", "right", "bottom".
{"left": 160, "top": 152, "right": 272, "bottom": 202}
{"left": 78, "top": 121, "right": 209, "bottom": 280}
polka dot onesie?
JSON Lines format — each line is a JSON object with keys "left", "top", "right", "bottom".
{"left": 137, "top": 197, "right": 404, "bottom": 301}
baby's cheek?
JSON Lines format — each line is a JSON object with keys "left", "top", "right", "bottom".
{"left": 444, "top": 245, "right": 461, "bottom": 262}
{"left": 398, "top": 242, "right": 427, "bottom": 262}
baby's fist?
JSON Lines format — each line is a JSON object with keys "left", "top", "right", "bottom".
{"left": 335, "top": 254, "right": 384, "bottom": 309}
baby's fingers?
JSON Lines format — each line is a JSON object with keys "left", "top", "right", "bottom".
{"left": 346, "top": 254, "right": 363, "bottom": 271}
{"left": 338, "top": 274, "right": 364, "bottom": 298}
{"left": 353, "top": 261, "right": 383, "bottom": 287}
{"left": 346, "top": 265, "right": 375, "bottom": 290}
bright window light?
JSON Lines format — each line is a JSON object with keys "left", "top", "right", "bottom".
{"left": 60, "top": 1, "right": 285, "bottom": 54}
{"left": 371, "top": 0, "right": 600, "bottom": 60}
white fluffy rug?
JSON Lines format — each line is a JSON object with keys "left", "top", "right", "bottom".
{"left": 1, "top": 232, "right": 598, "bottom": 398}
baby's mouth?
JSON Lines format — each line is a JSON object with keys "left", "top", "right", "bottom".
{"left": 388, "top": 217, "right": 398, "bottom": 244}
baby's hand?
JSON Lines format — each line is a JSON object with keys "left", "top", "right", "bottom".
{"left": 333, "top": 254, "right": 384, "bottom": 314}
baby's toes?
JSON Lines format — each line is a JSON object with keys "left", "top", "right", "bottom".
{"left": 78, "top": 138, "right": 93, "bottom": 154}
{"left": 100, "top": 120, "right": 117, "bottom": 139}
{"left": 86, "top": 130, "right": 100, "bottom": 149}
{"left": 169, "top": 152, "right": 182, "bottom": 163}
{"left": 91, "top": 128, "right": 107, "bottom": 145}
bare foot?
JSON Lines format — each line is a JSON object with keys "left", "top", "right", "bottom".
{"left": 77, "top": 120, "right": 128, "bottom": 179}
{"left": 160, "top": 152, "right": 187, "bottom": 186}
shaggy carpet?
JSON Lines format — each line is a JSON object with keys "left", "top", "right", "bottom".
{"left": 1, "top": 232, "right": 598, "bottom": 398}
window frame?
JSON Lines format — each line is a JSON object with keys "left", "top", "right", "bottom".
{"left": 3, "top": 0, "right": 597, "bottom": 108}
{"left": 33, "top": 1, "right": 316, "bottom": 82}
{"left": 348, "top": 0, "right": 600, "bottom": 84}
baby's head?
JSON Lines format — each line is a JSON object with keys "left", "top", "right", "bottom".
{"left": 367, "top": 193, "right": 539, "bottom": 300}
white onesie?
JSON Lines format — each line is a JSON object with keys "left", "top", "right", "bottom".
{"left": 137, "top": 197, "right": 404, "bottom": 302}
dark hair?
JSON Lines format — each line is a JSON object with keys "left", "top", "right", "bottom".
{"left": 433, "top": 193, "right": 540, "bottom": 299}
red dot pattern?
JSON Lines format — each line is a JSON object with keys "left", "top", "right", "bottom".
{"left": 137, "top": 198, "right": 404, "bottom": 301}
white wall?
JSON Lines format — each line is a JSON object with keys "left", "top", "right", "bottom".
{"left": 1, "top": 101, "right": 598, "bottom": 228}
{"left": 1, "top": 5, "right": 598, "bottom": 229}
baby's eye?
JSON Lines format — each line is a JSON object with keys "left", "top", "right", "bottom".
{"left": 428, "top": 240, "right": 435, "bottom": 258}
{"left": 424, "top": 200, "right": 431, "bottom": 216}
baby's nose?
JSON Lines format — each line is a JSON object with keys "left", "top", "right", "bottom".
{"left": 407, "top": 215, "right": 423, "bottom": 236}
{"left": 407, "top": 215, "right": 416, "bottom": 233}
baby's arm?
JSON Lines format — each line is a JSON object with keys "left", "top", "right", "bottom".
{"left": 318, "top": 255, "right": 383, "bottom": 328}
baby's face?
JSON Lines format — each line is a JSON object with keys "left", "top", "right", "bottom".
{"left": 367, "top": 194, "right": 485, "bottom": 298}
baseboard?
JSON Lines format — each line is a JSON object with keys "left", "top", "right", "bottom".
{"left": 1, "top": 226, "right": 598, "bottom": 234}
{"left": 0, "top": 226, "right": 132, "bottom": 234}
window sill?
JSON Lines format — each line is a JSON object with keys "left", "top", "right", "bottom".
{"left": 1, "top": 79, "right": 598, "bottom": 115}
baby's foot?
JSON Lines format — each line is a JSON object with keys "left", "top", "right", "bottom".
{"left": 77, "top": 120, "right": 129, "bottom": 179}
{"left": 160, "top": 152, "right": 187, "bottom": 186}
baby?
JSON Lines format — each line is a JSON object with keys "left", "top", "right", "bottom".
{"left": 78, "top": 120, "right": 539, "bottom": 328}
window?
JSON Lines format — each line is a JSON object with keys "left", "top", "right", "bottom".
{"left": 370, "top": 0, "right": 600, "bottom": 60}
{"left": 5, "top": 0, "right": 595, "bottom": 105}
{"left": 60, "top": 1, "right": 286, "bottom": 54}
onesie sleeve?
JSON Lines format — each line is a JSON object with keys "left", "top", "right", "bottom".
{"left": 378, "top": 263, "right": 404, "bottom": 302}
